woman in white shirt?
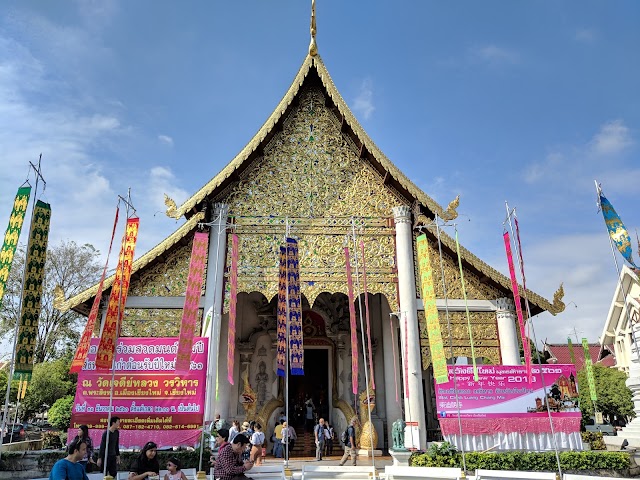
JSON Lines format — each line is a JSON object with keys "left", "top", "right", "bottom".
{"left": 249, "top": 423, "right": 265, "bottom": 466}
{"left": 228, "top": 420, "right": 240, "bottom": 443}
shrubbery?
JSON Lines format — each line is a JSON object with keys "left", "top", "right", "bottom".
{"left": 410, "top": 442, "right": 630, "bottom": 472}
{"left": 48, "top": 395, "right": 74, "bottom": 431}
{"left": 581, "top": 431, "right": 606, "bottom": 450}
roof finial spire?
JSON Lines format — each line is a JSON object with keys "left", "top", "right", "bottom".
{"left": 309, "top": 0, "right": 317, "bottom": 57}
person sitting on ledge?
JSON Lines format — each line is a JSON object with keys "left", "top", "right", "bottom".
{"left": 214, "top": 433, "right": 253, "bottom": 480}
{"left": 128, "top": 441, "right": 160, "bottom": 480}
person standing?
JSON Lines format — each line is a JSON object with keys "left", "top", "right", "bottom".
{"left": 228, "top": 420, "right": 240, "bottom": 443}
{"left": 249, "top": 423, "right": 265, "bottom": 465}
{"left": 314, "top": 418, "right": 326, "bottom": 461}
{"left": 97, "top": 416, "right": 120, "bottom": 477}
{"left": 324, "top": 422, "right": 334, "bottom": 456}
{"left": 339, "top": 417, "right": 358, "bottom": 466}
{"left": 49, "top": 437, "right": 89, "bottom": 480}
{"left": 75, "top": 425, "right": 95, "bottom": 472}
{"left": 273, "top": 420, "right": 284, "bottom": 458}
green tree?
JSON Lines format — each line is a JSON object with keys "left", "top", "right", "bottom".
{"left": 21, "top": 357, "right": 76, "bottom": 419}
{"left": 578, "top": 364, "right": 634, "bottom": 421}
{"left": 48, "top": 395, "right": 74, "bottom": 431}
{"left": 0, "top": 240, "right": 102, "bottom": 362}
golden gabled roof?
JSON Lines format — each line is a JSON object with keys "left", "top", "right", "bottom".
{"left": 59, "top": 211, "right": 205, "bottom": 314}
{"left": 168, "top": 54, "right": 454, "bottom": 221}
{"left": 164, "top": 53, "right": 562, "bottom": 315}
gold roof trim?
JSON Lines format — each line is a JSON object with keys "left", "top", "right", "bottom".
{"left": 424, "top": 224, "right": 564, "bottom": 315}
{"left": 60, "top": 211, "right": 205, "bottom": 313}
{"left": 167, "top": 54, "right": 451, "bottom": 221}
{"left": 163, "top": 53, "right": 558, "bottom": 314}
{"left": 166, "top": 56, "right": 315, "bottom": 219}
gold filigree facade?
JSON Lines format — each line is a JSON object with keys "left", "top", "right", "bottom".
{"left": 414, "top": 234, "right": 502, "bottom": 301}
{"left": 219, "top": 87, "right": 404, "bottom": 311}
{"left": 120, "top": 308, "right": 203, "bottom": 337}
{"left": 129, "top": 238, "right": 205, "bottom": 297}
{"left": 418, "top": 310, "right": 501, "bottom": 368}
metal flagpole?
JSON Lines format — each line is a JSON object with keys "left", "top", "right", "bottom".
{"left": 504, "top": 203, "right": 561, "bottom": 478}
{"left": 1, "top": 155, "right": 45, "bottom": 456}
{"left": 594, "top": 181, "right": 640, "bottom": 363}
{"left": 351, "top": 218, "right": 375, "bottom": 468}
{"left": 101, "top": 189, "right": 136, "bottom": 480}
{"left": 433, "top": 215, "right": 467, "bottom": 473}
{"left": 198, "top": 207, "right": 225, "bottom": 474}
{"left": 284, "top": 218, "right": 290, "bottom": 468}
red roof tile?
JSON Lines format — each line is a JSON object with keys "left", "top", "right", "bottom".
{"left": 544, "top": 343, "right": 616, "bottom": 370}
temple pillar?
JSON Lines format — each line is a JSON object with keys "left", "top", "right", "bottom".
{"left": 496, "top": 297, "right": 520, "bottom": 365}
{"left": 203, "top": 203, "right": 229, "bottom": 422}
{"left": 392, "top": 205, "right": 426, "bottom": 450}
{"left": 382, "top": 309, "right": 403, "bottom": 447}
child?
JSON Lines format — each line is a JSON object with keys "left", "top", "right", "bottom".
{"left": 164, "top": 457, "right": 188, "bottom": 480}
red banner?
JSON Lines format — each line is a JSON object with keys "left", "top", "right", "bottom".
{"left": 96, "top": 218, "right": 139, "bottom": 370}
{"left": 175, "top": 231, "right": 209, "bottom": 372}
{"left": 503, "top": 231, "right": 532, "bottom": 382}
{"left": 70, "top": 207, "right": 119, "bottom": 373}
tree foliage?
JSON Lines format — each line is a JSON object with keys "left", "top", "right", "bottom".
{"left": 0, "top": 240, "right": 102, "bottom": 363}
{"left": 21, "top": 357, "right": 76, "bottom": 419}
{"left": 578, "top": 364, "right": 634, "bottom": 421}
{"left": 48, "top": 395, "right": 74, "bottom": 432}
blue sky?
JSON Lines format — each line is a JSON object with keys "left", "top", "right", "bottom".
{"left": 1, "top": 1, "right": 638, "bottom": 348}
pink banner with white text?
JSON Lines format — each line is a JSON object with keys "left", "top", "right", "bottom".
{"left": 435, "top": 364, "right": 581, "bottom": 436}
{"left": 70, "top": 337, "right": 208, "bottom": 448}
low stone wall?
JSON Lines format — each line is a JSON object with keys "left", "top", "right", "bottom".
{"left": 0, "top": 439, "right": 44, "bottom": 452}
{"left": 0, "top": 449, "right": 64, "bottom": 480}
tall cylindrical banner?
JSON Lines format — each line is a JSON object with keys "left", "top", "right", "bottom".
{"left": 227, "top": 233, "right": 238, "bottom": 384}
{"left": 95, "top": 218, "right": 139, "bottom": 370}
{"left": 0, "top": 186, "right": 31, "bottom": 308}
{"left": 416, "top": 234, "right": 448, "bottom": 384}
{"left": 14, "top": 200, "right": 51, "bottom": 379}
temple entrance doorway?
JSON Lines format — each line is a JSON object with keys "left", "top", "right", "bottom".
{"left": 289, "top": 348, "right": 330, "bottom": 430}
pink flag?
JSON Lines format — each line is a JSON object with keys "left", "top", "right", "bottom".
{"left": 227, "top": 234, "right": 239, "bottom": 384}
{"left": 345, "top": 247, "right": 358, "bottom": 395}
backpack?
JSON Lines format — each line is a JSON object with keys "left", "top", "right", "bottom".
{"left": 341, "top": 427, "right": 349, "bottom": 445}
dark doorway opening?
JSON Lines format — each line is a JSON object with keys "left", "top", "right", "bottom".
{"left": 289, "top": 349, "right": 329, "bottom": 429}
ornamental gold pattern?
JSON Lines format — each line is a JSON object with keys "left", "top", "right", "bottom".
{"left": 220, "top": 86, "right": 403, "bottom": 312}
{"left": 120, "top": 308, "right": 202, "bottom": 337}
{"left": 418, "top": 310, "right": 500, "bottom": 368}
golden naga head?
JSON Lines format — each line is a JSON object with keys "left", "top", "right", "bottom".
{"left": 441, "top": 195, "right": 460, "bottom": 221}
{"left": 164, "top": 194, "right": 180, "bottom": 219}
{"left": 550, "top": 283, "right": 565, "bottom": 315}
{"left": 359, "top": 386, "right": 375, "bottom": 412}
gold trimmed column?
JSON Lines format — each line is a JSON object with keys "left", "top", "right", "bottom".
{"left": 392, "top": 205, "right": 426, "bottom": 450}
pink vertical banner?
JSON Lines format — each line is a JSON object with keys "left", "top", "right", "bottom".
{"left": 503, "top": 231, "right": 532, "bottom": 382}
{"left": 345, "top": 247, "right": 358, "bottom": 396}
{"left": 227, "top": 233, "right": 239, "bottom": 384}
{"left": 360, "top": 241, "right": 375, "bottom": 390}
{"left": 175, "top": 231, "right": 209, "bottom": 372}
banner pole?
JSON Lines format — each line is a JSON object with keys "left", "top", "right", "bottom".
{"left": 351, "top": 218, "right": 375, "bottom": 467}
{"left": 1, "top": 156, "right": 44, "bottom": 455}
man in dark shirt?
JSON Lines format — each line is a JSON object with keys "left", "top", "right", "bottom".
{"left": 97, "top": 416, "right": 120, "bottom": 476}
{"left": 214, "top": 433, "right": 252, "bottom": 480}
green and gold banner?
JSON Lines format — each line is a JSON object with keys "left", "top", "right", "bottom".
{"left": 14, "top": 200, "right": 51, "bottom": 379}
{"left": 582, "top": 338, "right": 597, "bottom": 402}
{"left": 416, "top": 234, "right": 448, "bottom": 384}
{"left": 0, "top": 186, "right": 31, "bottom": 308}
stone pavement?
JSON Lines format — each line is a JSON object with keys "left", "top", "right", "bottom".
{"left": 261, "top": 454, "right": 394, "bottom": 471}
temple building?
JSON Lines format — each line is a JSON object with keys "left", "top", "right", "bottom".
{"left": 58, "top": 7, "right": 564, "bottom": 452}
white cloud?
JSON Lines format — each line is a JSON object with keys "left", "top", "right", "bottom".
{"left": 470, "top": 45, "right": 520, "bottom": 65}
{"left": 588, "top": 119, "right": 633, "bottom": 156}
{"left": 352, "top": 78, "right": 375, "bottom": 121}
{"left": 147, "top": 166, "right": 189, "bottom": 214}
{"left": 158, "top": 134, "right": 174, "bottom": 147}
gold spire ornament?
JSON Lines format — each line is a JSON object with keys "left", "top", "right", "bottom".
{"left": 309, "top": 0, "right": 317, "bottom": 57}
